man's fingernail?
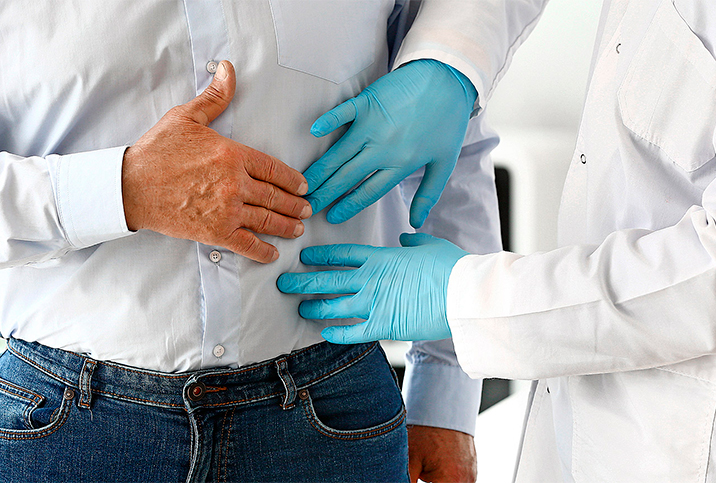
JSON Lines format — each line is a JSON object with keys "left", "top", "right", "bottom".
{"left": 293, "top": 222, "right": 305, "bottom": 237}
{"left": 215, "top": 61, "right": 228, "bottom": 81}
{"left": 298, "top": 181, "right": 308, "bottom": 196}
{"left": 300, "top": 204, "right": 312, "bottom": 219}
{"left": 271, "top": 249, "right": 279, "bottom": 262}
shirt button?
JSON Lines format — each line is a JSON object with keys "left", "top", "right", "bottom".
{"left": 206, "top": 60, "right": 218, "bottom": 74}
{"left": 209, "top": 250, "right": 222, "bottom": 263}
{"left": 213, "top": 344, "right": 225, "bottom": 358}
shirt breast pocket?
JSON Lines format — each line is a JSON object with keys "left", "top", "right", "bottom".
{"left": 268, "top": 0, "right": 389, "bottom": 84}
{"left": 617, "top": 0, "right": 716, "bottom": 173}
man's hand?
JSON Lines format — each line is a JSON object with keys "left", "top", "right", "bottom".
{"left": 122, "top": 60, "right": 312, "bottom": 263}
{"left": 409, "top": 425, "right": 477, "bottom": 483}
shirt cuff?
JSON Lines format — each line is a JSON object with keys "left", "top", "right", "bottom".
{"left": 55, "top": 146, "right": 133, "bottom": 248}
{"left": 402, "top": 357, "right": 482, "bottom": 437}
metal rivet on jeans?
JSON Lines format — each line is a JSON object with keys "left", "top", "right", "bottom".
{"left": 187, "top": 381, "right": 207, "bottom": 402}
{"left": 64, "top": 388, "right": 75, "bottom": 400}
{"left": 298, "top": 389, "right": 309, "bottom": 400}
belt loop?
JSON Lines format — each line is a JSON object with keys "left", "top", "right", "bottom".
{"left": 78, "top": 359, "right": 96, "bottom": 409}
{"left": 275, "top": 357, "right": 296, "bottom": 410}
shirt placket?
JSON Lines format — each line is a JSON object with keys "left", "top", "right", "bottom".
{"left": 184, "top": 0, "right": 240, "bottom": 369}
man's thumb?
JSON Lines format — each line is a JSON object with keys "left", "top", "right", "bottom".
{"left": 183, "top": 60, "right": 236, "bottom": 126}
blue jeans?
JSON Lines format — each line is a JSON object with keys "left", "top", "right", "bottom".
{"left": 0, "top": 338, "right": 408, "bottom": 482}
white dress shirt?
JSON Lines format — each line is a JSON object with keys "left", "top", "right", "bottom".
{"left": 442, "top": 0, "right": 716, "bottom": 480}
{"left": 0, "top": 1, "right": 501, "bottom": 436}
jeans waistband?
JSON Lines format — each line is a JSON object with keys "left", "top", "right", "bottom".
{"left": 6, "top": 338, "right": 379, "bottom": 412}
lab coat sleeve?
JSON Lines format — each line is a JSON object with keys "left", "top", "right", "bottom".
{"left": 400, "top": 115, "right": 502, "bottom": 435}
{"left": 0, "top": 147, "right": 133, "bottom": 268}
{"left": 446, "top": 177, "right": 716, "bottom": 380}
{"left": 392, "top": 0, "right": 549, "bottom": 109}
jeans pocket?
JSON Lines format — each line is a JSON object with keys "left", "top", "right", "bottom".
{"left": 0, "top": 355, "right": 74, "bottom": 440}
{"left": 299, "top": 345, "right": 406, "bottom": 440}
{"left": 0, "top": 376, "right": 45, "bottom": 431}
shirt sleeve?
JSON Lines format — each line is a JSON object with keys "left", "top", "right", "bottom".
{"left": 0, "top": 147, "right": 133, "bottom": 268}
{"left": 447, "top": 176, "right": 716, "bottom": 380}
{"left": 393, "top": 0, "right": 549, "bottom": 110}
{"left": 399, "top": 114, "right": 502, "bottom": 435}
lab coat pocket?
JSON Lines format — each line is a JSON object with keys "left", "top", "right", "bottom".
{"left": 268, "top": 0, "right": 388, "bottom": 84}
{"left": 617, "top": 0, "right": 716, "bottom": 172}
{"left": 570, "top": 370, "right": 716, "bottom": 482}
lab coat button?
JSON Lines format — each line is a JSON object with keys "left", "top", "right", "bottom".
{"left": 580, "top": 154, "right": 587, "bottom": 164}
{"left": 206, "top": 60, "right": 218, "bottom": 74}
{"left": 616, "top": 43, "right": 621, "bottom": 54}
{"left": 209, "top": 250, "right": 222, "bottom": 263}
{"left": 213, "top": 344, "right": 225, "bottom": 358}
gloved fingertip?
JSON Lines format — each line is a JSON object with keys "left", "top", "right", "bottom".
{"left": 275, "top": 274, "right": 290, "bottom": 292}
{"left": 326, "top": 209, "right": 348, "bottom": 225}
{"left": 304, "top": 196, "right": 320, "bottom": 215}
{"left": 409, "top": 210, "right": 427, "bottom": 229}
{"left": 298, "top": 301, "right": 314, "bottom": 319}
{"left": 321, "top": 327, "right": 340, "bottom": 343}
{"left": 310, "top": 120, "right": 329, "bottom": 137}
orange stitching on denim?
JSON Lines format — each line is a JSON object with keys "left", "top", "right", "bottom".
{"left": 92, "top": 388, "right": 183, "bottom": 408}
{"left": 0, "top": 377, "right": 44, "bottom": 404}
{"left": 218, "top": 409, "right": 229, "bottom": 483}
{"left": 199, "top": 391, "right": 283, "bottom": 409}
{"left": 0, "top": 389, "right": 73, "bottom": 441}
{"left": 205, "top": 386, "right": 227, "bottom": 393}
{"left": 93, "top": 362, "right": 188, "bottom": 379}
{"left": 6, "top": 346, "right": 74, "bottom": 387}
{"left": 303, "top": 343, "right": 377, "bottom": 388}
{"left": 302, "top": 401, "right": 406, "bottom": 441}
{"left": 223, "top": 407, "right": 235, "bottom": 483}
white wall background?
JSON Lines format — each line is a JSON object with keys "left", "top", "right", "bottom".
{"left": 486, "top": 0, "right": 602, "bottom": 256}
{"left": 476, "top": 1, "right": 602, "bottom": 481}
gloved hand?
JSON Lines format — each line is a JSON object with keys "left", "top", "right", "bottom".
{"left": 304, "top": 59, "right": 477, "bottom": 228}
{"left": 276, "top": 233, "right": 468, "bottom": 343}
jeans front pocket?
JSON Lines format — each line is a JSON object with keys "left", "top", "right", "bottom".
{"left": 299, "top": 344, "right": 405, "bottom": 440}
{"left": 0, "top": 376, "right": 45, "bottom": 431}
{"left": 268, "top": 0, "right": 393, "bottom": 84}
{"left": 0, "top": 352, "right": 74, "bottom": 441}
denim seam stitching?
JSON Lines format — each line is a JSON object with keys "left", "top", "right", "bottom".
{"left": 225, "top": 408, "right": 235, "bottom": 482}
{"left": 0, "top": 377, "right": 44, "bottom": 404}
{"left": 7, "top": 345, "right": 75, "bottom": 387}
{"left": 0, "top": 390, "right": 73, "bottom": 440}
{"left": 301, "top": 398, "right": 407, "bottom": 441}
{"left": 302, "top": 343, "right": 378, "bottom": 389}
{"left": 193, "top": 344, "right": 378, "bottom": 409}
{"left": 218, "top": 409, "right": 229, "bottom": 483}
{"left": 92, "top": 388, "right": 184, "bottom": 408}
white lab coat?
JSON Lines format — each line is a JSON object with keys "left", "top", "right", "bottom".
{"left": 432, "top": 0, "right": 716, "bottom": 480}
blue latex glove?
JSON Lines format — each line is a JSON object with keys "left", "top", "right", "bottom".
{"left": 276, "top": 233, "right": 468, "bottom": 344}
{"left": 304, "top": 59, "right": 477, "bottom": 228}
